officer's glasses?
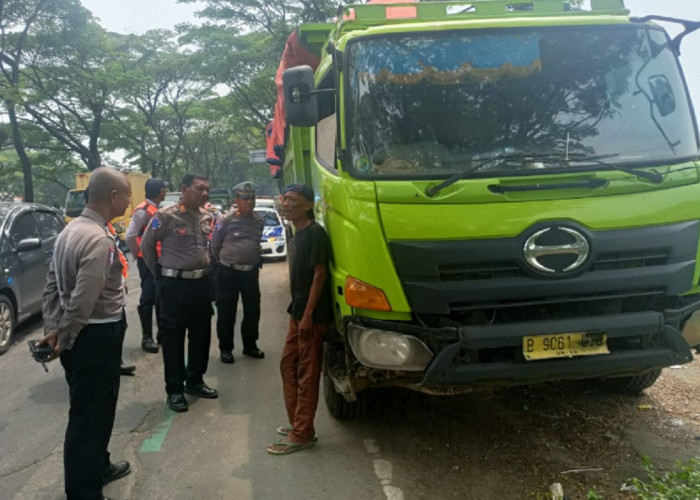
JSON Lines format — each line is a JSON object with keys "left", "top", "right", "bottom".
{"left": 238, "top": 195, "right": 254, "bottom": 201}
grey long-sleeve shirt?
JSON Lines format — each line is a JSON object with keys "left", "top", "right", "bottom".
{"left": 42, "top": 208, "right": 126, "bottom": 350}
{"left": 211, "top": 211, "right": 264, "bottom": 266}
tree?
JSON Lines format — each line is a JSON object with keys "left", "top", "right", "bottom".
{"left": 0, "top": 0, "right": 94, "bottom": 200}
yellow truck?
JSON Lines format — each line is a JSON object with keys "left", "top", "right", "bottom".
{"left": 64, "top": 171, "right": 149, "bottom": 244}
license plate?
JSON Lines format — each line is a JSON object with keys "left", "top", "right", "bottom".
{"left": 522, "top": 331, "right": 609, "bottom": 361}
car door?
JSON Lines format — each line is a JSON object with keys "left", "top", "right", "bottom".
{"left": 7, "top": 211, "right": 45, "bottom": 315}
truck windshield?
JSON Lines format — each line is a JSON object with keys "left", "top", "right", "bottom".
{"left": 346, "top": 25, "right": 699, "bottom": 179}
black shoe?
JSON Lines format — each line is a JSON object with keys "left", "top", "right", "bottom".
{"left": 141, "top": 337, "right": 158, "bottom": 353}
{"left": 243, "top": 347, "right": 265, "bottom": 359}
{"left": 220, "top": 351, "right": 235, "bottom": 364}
{"left": 120, "top": 364, "right": 136, "bottom": 376}
{"left": 185, "top": 383, "right": 219, "bottom": 399}
{"left": 167, "top": 393, "right": 188, "bottom": 412}
{"left": 102, "top": 460, "right": 131, "bottom": 485}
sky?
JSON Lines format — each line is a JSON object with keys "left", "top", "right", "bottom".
{"left": 80, "top": 0, "right": 700, "bottom": 116}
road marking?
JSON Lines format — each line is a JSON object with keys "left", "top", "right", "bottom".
{"left": 364, "top": 439, "right": 405, "bottom": 500}
{"left": 139, "top": 410, "right": 176, "bottom": 453}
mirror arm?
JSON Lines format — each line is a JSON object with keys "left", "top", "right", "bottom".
{"left": 630, "top": 15, "right": 700, "bottom": 55}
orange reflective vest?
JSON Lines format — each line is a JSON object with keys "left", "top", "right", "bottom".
{"left": 133, "top": 200, "right": 161, "bottom": 258}
{"left": 107, "top": 223, "right": 129, "bottom": 278}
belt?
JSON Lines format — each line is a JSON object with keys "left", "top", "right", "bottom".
{"left": 221, "top": 263, "right": 256, "bottom": 272}
{"left": 161, "top": 267, "right": 210, "bottom": 279}
{"left": 88, "top": 315, "right": 122, "bottom": 324}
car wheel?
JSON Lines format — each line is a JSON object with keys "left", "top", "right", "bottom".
{"left": 0, "top": 295, "right": 15, "bottom": 355}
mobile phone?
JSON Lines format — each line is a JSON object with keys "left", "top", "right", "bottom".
{"left": 28, "top": 340, "right": 52, "bottom": 372}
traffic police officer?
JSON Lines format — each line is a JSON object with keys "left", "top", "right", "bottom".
{"left": 140, "top": 173, "right": 218, "bottom": 412}
{"left": 125, "top": 178, "right": 167, "bottom": 353}
{"left": 38, "top": 167, "right": 132, "bottom": 498}
{"left": 211, "top": 182, "right": 265, "bottom": 363}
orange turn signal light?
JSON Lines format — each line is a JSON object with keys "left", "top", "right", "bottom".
{"left": 344, "top": 276, "right": 391, "bottom": 311}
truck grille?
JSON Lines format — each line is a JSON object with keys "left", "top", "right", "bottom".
{"left": 390, "top": 221, "right": 698, "bottom": 316}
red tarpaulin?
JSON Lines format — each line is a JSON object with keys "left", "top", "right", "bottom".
{"left": 267, "top": 29, "right": 320, "bottom": 177}
{"left": 266, "top": 1, "right": 417, "bottom": 177}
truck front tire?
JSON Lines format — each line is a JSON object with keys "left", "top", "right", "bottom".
{"left": 599, "top": 368, "right": 662, "bottom": 394}
{"left": 323, "top": 343, "right": 366, "bottom": 419}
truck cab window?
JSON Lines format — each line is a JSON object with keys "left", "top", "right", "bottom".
{"left": 316, "top": 113, "right": 337, "bottom": 169}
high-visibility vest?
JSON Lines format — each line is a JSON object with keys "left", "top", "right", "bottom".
{"left": 107, "top": 223, "right": 129, "bottom": 278}
{"left": 133, "top": 200, "right": 161, "bottom": 258}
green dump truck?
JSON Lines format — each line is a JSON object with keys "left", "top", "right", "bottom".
{"left": 275, "top": 0, "right": 700, "bottom": 417}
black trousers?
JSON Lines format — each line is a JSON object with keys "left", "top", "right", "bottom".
{"left": 136, "top": 258, "right": 156, "bottom": 307}
{"left": 60, "top": 320, "right": 124, "bottom": 500}
{"left": 157, "top": 276, "right": 213, "bottom": 395}
{"left": 215, "top": 265, "right": 261, "bottom": 352}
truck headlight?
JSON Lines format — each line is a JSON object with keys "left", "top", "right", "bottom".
{"left": 348, "top": 324, "right": 433, "bottom": 371}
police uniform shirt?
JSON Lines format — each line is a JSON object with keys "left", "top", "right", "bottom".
{"left": 211, "top": 211, "right": 264, "bottom": 266}
{"left": 140, "top": 203, "right": 213, "bottom": 273}
{"left": 125, "top": 199, "right": 159, "bottom": 257}
{"left": 42, "top": 208, "right": 127, "bottom": 350}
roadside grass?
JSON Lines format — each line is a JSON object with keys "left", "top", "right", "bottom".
{"left": 628, "top": 456, "right": 700, "bottom": 499}
{"left": 537, "top": 457, "right": 700, "bottom": 499}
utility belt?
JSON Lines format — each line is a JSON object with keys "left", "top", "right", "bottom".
{"left": 160, "top": 267, "right": 210, "bottom": 279}
{"left": 220, "top": 262, "right": 257, "bottom": 272}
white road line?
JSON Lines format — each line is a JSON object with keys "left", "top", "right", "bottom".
{"left": 364, "top": 439, "right": 405, "bottom": 500}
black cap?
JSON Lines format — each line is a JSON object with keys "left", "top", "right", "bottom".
{"left": 145, "top": 178, "right": 167, "bottom": 198}
{"left": 284, "top": 184, "right": 314, "bottom": 202}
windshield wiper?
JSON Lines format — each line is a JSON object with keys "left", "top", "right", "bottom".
{"left": 425, "top": 153, "right": 624, "bottom": 196}
{"left": 579, "top": 157, "right": 663, "bottom": 184}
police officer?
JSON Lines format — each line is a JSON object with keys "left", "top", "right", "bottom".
{"left": 125, "top": 178, "right": 167, "bottom": 353}
{"left": 140, "top": 173, "right": 218, "bottom": 412}
{"left": 211, "top": 182, "right": 265, "bottom": 363}
{"left": 38, "top": 167, "right": 132, "bottom": 499}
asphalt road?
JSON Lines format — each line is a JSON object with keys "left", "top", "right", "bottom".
{"left": 1, "top": 261, "right": 394, "bottom": 500}
{"left": 3, "top": 259, "right": 700, "bottom": 499}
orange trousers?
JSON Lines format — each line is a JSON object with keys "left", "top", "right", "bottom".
{"left": 280, "top": 316, "right": 326, "bottom": 443}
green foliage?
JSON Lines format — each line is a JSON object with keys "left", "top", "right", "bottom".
{"left": 629, "top": 456, "right": 700, "bottom": 499}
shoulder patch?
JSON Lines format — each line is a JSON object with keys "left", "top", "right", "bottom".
{"left": 151, "top": 217, "right": 162, "bottom": 230}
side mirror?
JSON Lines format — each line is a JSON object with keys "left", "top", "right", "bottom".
{"left": 648, "top": 74, "right": 676, "bottom": 117}
{"left": 283, "top": 65, "right": 319, "bottom": 127}
{"left": 16, "top": 237, "right": 42, "bottom": 252}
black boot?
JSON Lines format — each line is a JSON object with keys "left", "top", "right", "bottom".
{"left": 138, "top": 304, "right": 158, "bottom": 353}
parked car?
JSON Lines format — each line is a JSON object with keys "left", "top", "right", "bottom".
{"left": 0, "top": 202, "right": 65, "bottom": 355}
{"left": 254, "top": 206, "right": 287, "bottom": 261}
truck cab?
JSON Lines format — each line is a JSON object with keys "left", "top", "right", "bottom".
{"left": 277, "top": 0, "right": 700, "bottom": 417}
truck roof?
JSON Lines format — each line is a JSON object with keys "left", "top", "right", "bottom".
{"left": 299, "top": 0, "right": 630, "bottom": 57}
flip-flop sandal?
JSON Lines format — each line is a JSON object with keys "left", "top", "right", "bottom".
{"left": 276, "top": 426, "right": 318, "bottom": 441}
{"left": 276, "top": 425, "right": 293, "bottom": 436}
{"left": 267, "top": 439, "right": 315, "bottom": 455}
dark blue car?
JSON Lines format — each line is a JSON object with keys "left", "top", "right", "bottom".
{"left": 0, "top": 202, "right": 65, "bottom": 355}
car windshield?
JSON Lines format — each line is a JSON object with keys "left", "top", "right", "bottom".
{"left": 346, "top": 25, "right": 699, "bottom": 179}
{"left": 65, "top": 191, "right": 86, "bottom": 218}
{"left": 256, "top": 209, "right": 281, "bottom": 227}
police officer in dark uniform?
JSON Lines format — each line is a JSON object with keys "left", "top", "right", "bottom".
{"left": 211, "top": 182, "right": 265, "bottom": 363}
{"left": 140, "top": 173, "right": 218, "bottom": 412}
{"left": 125, "top": 178, "right": 167, "bottom": 353}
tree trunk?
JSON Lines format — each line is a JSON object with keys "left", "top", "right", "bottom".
{"left": 6, "top": 103, "right": 34, "bottom": 202}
